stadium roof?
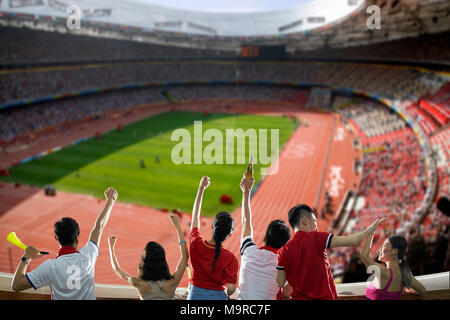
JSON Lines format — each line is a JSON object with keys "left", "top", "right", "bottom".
{"left": 0, "top": 0, "right": 366, "bottom": 36}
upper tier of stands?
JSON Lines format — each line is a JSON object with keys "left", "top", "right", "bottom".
{"left": 1, "top": 27, "right": 449, "bottom": 66}
{"left": 292, "top": 31, "right": 450, "bottom": 65}
{"left": 0, "top": 27, "right": 236, "bottom": 65}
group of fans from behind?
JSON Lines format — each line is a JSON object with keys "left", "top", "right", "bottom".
{"left": 11, "top": 173, "right": 426, "bottom": 300}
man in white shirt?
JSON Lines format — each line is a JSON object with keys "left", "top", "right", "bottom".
{"left": 237, "top": 175, "right": 291, "bottom": 300}
{"left": 11, "top": 187, "right": 118, "bottom": 300}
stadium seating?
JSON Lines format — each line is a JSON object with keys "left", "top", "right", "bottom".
{"left": 292, "top": 31, "right": 450, "bottom": 64}
{"left": 0, "top": 27, "right": 236, "bottom": 65}
{"left": 333, "top": 99, "right": 406, "bottom": 139}
{"left": 418, "top": 83, "right": 450, "bottom": 126}
{"left": 327, "top": 97, "right": 437, "bottom": 278}
{"left": 0, "top": 85, "right": 307, "bottom": 144}
{"left": 0, "top": 60, "right": 443, "bottom": 108}
{"left": 430, "top": 127, "right": 450, "bottom": 198}
{"left": 0, "top": 60, "right": 444, "bottom": 145}
{"left": 403, "top": 103, "right": 440, "bottom": 136}
{"left": 1, "top": 27, "right": 449, "bottom": 66}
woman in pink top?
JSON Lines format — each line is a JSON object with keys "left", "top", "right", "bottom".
{"left": 359, "top": 218, "right": 426, "bottom": 300}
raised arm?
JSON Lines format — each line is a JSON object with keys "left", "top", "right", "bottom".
{"left": 240, "top": 175, "right": 254, "bottom": 239}
{"left": 359, "top": 231, "right": 378, "bottom": 267}
{"left": 89, "top": 187, "right": 118, "bottom": 246}
{"left": 167, "top": 213, "right": 189, "bottom": 290}
{"left": 108, "top": 236, "right": 132, "bottom": 282}
{"left": 358, "top": 229, "right": 388, "bottom": 285}
{"left": 329, "top": 217, "right": 386, "bottom": 248}
{"left": 191, "top": 176, "right": 209, "bottom": 231}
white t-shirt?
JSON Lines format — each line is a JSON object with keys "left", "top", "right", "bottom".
{"left": 238, "top": 236, "right": 280, "bottom": 300}
{"left": 26, "top": 241, "right": 99, "bottom": 300}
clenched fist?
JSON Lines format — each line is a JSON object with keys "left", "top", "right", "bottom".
{"left": 199, "top": 176, "right": 210, "bottom": 190}
{"left": 105, "top": 187, "right": 118, "bottom": 201}
{"left": 240, "top": 174, "right": 254, "bottom": 193}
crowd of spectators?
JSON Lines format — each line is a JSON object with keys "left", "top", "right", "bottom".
{"left": 403, "top": 103, "right": 440, "bottom": 136}
{"left": 327, "top": 97, "right": 449, "bottom": 282}
{"left": 430, "top": 127, "right": 450, "bottom": 204}
{"left": 292, "top": 31, "right": 450, "bottom": 65}
{"left": 0, "top": 87, "right": 165, "bottom": 143}
{"left": 2, "top": 27, "right": 449, "bottom": 66}
{"left": 0, "top": 84, "right": 307, "bottom": 144}
{"left": 0, "top": 60, "right": 443, "bottom": 107}
{"left": 334, "top": 99, "right": 406, "bottom": 138}
{"left": 0, "top": 26, "right": 236, "bottom": 65}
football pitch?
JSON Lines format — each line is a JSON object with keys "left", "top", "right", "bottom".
{"left": 1, "top": 111, "right": 296, "bottom": 216}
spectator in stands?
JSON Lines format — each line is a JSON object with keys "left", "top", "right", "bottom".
{"left": 237, "top": 174, "right": 291, "bottom": 300}
{"left": 107, "top": 213, "right": 188, "bottom": 300}
{"left": 11, "top": 187, "right": 118, "bottom": 299}
{"left": 360, "top": 228, "right": 426, "bottom": 300}
{"left": 276, "top": 204, "right": 385, "bottom": 300}
{"left": 187, "top": 176, "right": 238, "bottom": 300}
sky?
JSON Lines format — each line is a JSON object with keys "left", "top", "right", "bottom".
{"left": 133, "top": 0, "right": 315, "bottom": 13}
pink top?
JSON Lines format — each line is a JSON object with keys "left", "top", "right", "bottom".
{"left": 365, "top": 268, "right": 402, "bottom": 300}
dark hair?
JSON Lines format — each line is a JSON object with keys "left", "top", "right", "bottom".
{"left": 54, "top": 217, "right": 80, "bottom": 246}
{"left": 389, "top": 235, "right": 412, "bottom": 288}
{"left": 288, "top": 204, "right": 314, "bottom": 229}
{"left": 264, "top": 219, "right": 291, "bottom": 249}
{"left": 212, "top": 211, "right": 234, "bottom": 272}
{"left": 138, "top": 241, "right": 173, "bottom": 281}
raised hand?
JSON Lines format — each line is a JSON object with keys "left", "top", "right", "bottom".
{"left": 105, "top": 187, "right": 118, "bottom": 201}
{"left": 365, "top": 217, "right": 387, "bottom": 235}
{"left": 169, "top": 213, "right": 181, "bottom": 228}
{"left": 240, "top": 174, "right": 254, "bottom": 193}
{"left": 199, "top": 176, "right": 210, "bottom": 190}
{"left": 108, "top": 235, "right": 117, "bottom": 248}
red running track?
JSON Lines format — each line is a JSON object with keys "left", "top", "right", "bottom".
{"left": 0, "top": 107, "right": 360, "bottom": 288}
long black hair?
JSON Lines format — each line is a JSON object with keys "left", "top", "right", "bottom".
{"left": 389, "top": 235, "right": 412, "bottom": 288}
{"left": 138, "top": 241, "right": 173, "bottom": 281}
{"left": 212, "top": 211, "right": 234, "bottom": 272}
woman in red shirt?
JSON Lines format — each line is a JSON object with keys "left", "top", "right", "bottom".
{"left": 187, "top": 176, "right": 238, "bottom": 300}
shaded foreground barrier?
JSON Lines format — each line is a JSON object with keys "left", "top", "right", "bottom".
{"left": 0, "top": 272, "right": 448, "bottom": 300}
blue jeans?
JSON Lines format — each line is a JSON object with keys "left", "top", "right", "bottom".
{"left": 187, "top": 285, "right": 228, "bottom": 300}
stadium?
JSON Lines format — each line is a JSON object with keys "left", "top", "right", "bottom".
{"left": 0, "top": 0, "right": 449, "bottom": 303}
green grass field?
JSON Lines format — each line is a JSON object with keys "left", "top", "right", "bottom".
{"left": 1, "top": 111, "right": 296, "bottom": 216}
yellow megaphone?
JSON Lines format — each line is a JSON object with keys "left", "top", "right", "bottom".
{"left": 7, "top": 232, "right": 48, "bottom": 255}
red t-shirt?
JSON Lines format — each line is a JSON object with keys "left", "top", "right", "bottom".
{"left": 277, "top": 230, "right": 336, "bottom": 300}
{"left": 189, "top": 227, "right": 238, "bottom": 291}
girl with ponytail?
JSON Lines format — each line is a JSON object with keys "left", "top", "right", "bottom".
{"left": 359, "top": 219, "right": 426, "bottom": 300}
{"left": 187, "top": 176, "right": 238, "bottom": 300}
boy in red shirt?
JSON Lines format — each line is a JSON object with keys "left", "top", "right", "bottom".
{"left": 276, "top": 204, "right": 385, "bottom": 300}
